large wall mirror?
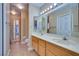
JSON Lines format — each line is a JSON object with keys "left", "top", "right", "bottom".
{"left": 33, "top": 15, "right": 47, "bottom": 34}
{"left": 33, "top": 3, "right": 79, "bottom": 38}
{"left": 47, "top": 3, "right": 79, "bottom": 37}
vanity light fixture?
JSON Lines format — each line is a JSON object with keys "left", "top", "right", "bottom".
{"left": 40, "top": 11, "right": 44, "bottom": 15}
{"left": 47, "top": 7, "right": 50, "bottom": 11}
{"left": 40, "top": 3, "right": 58, "bottom": 15}
{"left": 40, "top": 10, "right": 46, "bottom": 15}
{"left": 54, "top": 3, "right": 57, "bottom": 6}
{"left": 44, "top": 9, "right": 47, "bottom": 12}
{"left": 49, "top": 5, "right": 53, "bottom": 9}
{"left": 42, "top": 11, "right": 44, "bottom": 14}
{"left": 40, "top": 7, "right": 51, "bottom": 15}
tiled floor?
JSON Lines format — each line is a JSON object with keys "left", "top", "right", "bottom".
{"left": 9, "top": 42, "right": 38, "bottom": 56}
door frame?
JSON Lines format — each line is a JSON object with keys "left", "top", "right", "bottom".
{"left": 2, "top": 3, "right": 4, "bottom": 56}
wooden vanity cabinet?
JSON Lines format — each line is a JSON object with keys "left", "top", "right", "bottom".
{"left": 32, "top": 36, "right": 39, "bottom": 53}
{"left": 46, "top": 41, "right": 79, "bottom": 56}
{"left": 32, "top": 36, "right": 46, "bottom": 56}
{"left": 46, "top": 49, "right": 55, "bottom": 56}
{"left": 32, "top": 36, "right": 79, "bottom": 56}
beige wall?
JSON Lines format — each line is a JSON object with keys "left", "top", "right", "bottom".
{"left": 21, "top": 4, "right": 29, "bottom": 40}
{"left": 10, "top": 14, "right": 20, "bottom": 41}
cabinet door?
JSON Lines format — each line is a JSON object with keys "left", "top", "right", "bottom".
{"left": 38, "top": 45, "right": 45, "bottom": 56}
{"left": 38, "top": 39, "right": 46, "bottom": 56}
{"left": 46, "top": 49, "right": 55, "bottom": 56}
{"left": 32, "top": 41, "right": 38, "bottom": 52}
{"left": 39, "top": 39, "right": 45, "bottom": 47}
{"left": 32, "top": 36, "right": 38, "bottom": 52}
{"left": 46, "top": 42, "right": 75, "bottom": 56}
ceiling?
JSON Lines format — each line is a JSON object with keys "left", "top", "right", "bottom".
{"left": 10, "top": 3, "right": 28, "bottom": 16}
{"left": 30, "top": 3, "right": 45, "bottom": 8}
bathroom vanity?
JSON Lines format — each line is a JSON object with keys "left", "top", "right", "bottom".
{"left": 32, "top": 3, "right": 79, "bottom": 56}
{"left": 32, "top": 33, "right": 79, "bottom": 56}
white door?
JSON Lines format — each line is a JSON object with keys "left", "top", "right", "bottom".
{"left": 0, "top": 3, "right": 2, "bottom": 56}
{"left": 57, "top": 13, "right": 72, "bottom": 36}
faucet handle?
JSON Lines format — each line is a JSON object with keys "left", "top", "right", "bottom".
{"left": 63, "top": 37, "right": 67, "bottom": 40}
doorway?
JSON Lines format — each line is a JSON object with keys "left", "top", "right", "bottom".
{"left": 13, "top": 19, "right": 20, "bottom": 42}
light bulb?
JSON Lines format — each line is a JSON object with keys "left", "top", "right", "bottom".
{"left": 11, "top": 10, "right": 16, "bottom": 15}
{"left": 44, "top": 9, "right": 47, "bottom": 12}
{"left": 47, "top": 7, "right": 49, "bottom": 10}
{"left": 17, "top": 4, "right": 24, "bottom": 10}
{"left": 54, "top": 3, "right": 57, "bottom": 6}
{"left": 50, "top": 5, "right": 53, "bottom": 9}
{"left": 42, "top": 11, "right": 44, "bottom": 13}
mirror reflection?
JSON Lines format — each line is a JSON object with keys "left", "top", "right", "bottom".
{"left": 33, "top": 3, "right": 79, "bottom": 38}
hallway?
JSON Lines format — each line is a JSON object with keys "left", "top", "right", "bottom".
{"left": 9, "top": 42, "right": 38, "bottom": 56}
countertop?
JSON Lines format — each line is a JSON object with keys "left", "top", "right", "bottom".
{"left": 32, "top": 32, "right": 79, "bottom": 54}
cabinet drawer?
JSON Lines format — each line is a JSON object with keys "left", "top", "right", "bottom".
{"left": 46, "top": 42, "right": 79, "bottom": 56}
{"left": 39, "top": 39, "right": 45, "bottom": 47}
{"left": 38, "top": 45, "right": 45, "bottom": 56}
{"left": 32, "top": 36, "right": 38, "bottom": 42}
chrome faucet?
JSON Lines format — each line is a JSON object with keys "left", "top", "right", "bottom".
{"left": 63, "top": 37, "right": 67, "bottom": 40}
